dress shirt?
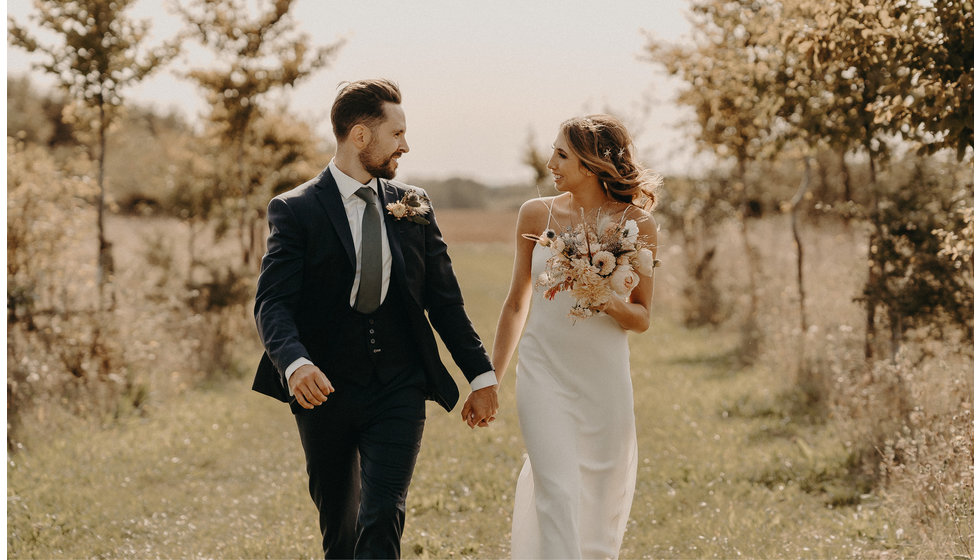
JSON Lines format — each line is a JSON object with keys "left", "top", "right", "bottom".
{"left": 284, "top": 162, "right": 497, "bottom": 393}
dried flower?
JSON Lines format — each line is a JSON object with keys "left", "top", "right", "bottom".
{"left": 387, "top": 190, "right": 431, "bottom": 224}
{"left": 533, "top": 210, "right": 659, "bottom": 319}
{"left": 388, "top": 202, "right": 408, "bottom": 218}
{"left": 592, "top": 251, "right": 616, "bottom": 275}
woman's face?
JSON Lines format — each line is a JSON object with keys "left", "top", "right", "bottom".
{"left": 547, "top": 132, "right": 593, "bottom": 193}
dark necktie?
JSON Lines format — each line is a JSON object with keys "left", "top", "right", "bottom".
{"left": 354, "top": 184, "right": 382, "bottom": 313}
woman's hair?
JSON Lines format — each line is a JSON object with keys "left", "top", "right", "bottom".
{"left": 559, "top": 114, "right": 662, "bottom": 210}
{"left": 330, "top": 79, "right": 402, "bottom": 141}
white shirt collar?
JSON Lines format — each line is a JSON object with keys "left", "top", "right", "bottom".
{"left": 329, "top": 160, "right": 379, "bottom": 200}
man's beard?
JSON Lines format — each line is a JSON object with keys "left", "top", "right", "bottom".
{"left": 359, "top": 140, "right": 399, "bottom": 180}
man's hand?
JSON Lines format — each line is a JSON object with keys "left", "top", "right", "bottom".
{"left": 461, "top": 385, "right": 499, "bottom": 429}
{"left": 288, "top": 364, "right": 335, "bottom": 409}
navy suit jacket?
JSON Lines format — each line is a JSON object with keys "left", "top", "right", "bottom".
{"left": 252, "top": 167, "right": 492, "bottom": 412}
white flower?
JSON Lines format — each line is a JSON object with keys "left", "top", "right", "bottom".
{"left": 636, "top": 248, "right": 655, "bottom": 276}
{"left": 387, "top": 202, "right": 408, "bottom": 218}
{"left": 553, "top": 237, "right": 566, "bottom": 254}
{"left": 622, "top": 220, "right": 639, "bottom": 244}
{"left": 609, "top": 264, "right": 640, "bottom": 295}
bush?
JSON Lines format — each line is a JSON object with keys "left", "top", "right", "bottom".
{"left": 7, "top": 140, "right": 129, "bottom": 445}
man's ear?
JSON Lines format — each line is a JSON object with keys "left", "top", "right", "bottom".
{"left": 350, "top": 123, "right": 371, "bottom": 149}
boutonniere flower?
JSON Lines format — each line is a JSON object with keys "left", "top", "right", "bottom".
{"left": 386, "top": 190, "right": 431, "bottom": 225}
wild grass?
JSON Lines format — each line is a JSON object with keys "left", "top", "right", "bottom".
{"left": 10, "top": 234, "right": 965, "bottom": 559}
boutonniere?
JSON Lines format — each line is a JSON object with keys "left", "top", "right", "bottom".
{"left": 386, "top": 190, "right": 431, "bottom": 225}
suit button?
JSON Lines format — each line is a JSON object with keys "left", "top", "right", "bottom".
{"left": 369, "top": 329, "right": 375, "bottom": 334}
{"left": 368, "top": 319, "right": 375, "bottom": 325}
{"left": 370, "top": 339, "right": 376, "bottom": 344}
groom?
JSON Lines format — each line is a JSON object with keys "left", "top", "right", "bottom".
{"left": 252, "top": 78, "right": 499, "bottom": 558}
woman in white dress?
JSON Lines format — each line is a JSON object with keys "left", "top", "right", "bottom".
{"left": 480, "top": 114, "right": 659, "bottom": 559}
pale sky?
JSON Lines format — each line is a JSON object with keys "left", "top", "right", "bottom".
{"left": 6, "top": 1, "right": 697, "bottom": 185}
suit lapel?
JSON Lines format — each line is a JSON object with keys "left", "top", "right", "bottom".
{"left": 379, "top": 179, "right": 408, "bottom": 287}
{"left": 313, "top": 168, "right": 356, "bottom": 268}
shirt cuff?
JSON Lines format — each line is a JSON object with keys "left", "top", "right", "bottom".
{"left": 285, "top": 357, "right": 314, "bottom": 382}
{"left": 469, "top": 371, "right": 498, "bottom": 391}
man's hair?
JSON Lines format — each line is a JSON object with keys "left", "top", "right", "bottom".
{"left": 330, "top": 79, "right": 402, "bottom": 141}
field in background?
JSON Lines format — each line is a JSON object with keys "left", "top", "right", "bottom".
{"left": 434, "top": 208, "right": 518, "bottom": 245}
{"left": 10, "top": 211, "right": 967, "bottom": 558}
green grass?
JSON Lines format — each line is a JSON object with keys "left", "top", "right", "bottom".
{"left": 8, "top": 245, "right": 910, "bottom": 559}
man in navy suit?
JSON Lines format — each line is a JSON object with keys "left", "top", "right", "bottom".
{"left": 253, "top": 79, "right": 499, "bottom": 558}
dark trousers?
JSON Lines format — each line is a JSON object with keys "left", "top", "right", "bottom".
{"left": 293, "top": 371, "right": 426, "bottom": 559}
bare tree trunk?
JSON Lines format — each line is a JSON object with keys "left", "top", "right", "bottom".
{"left": 96, "top": 98, "right": 114, "bottom": 313}
{"left": 838, "top": 149, "right": 853, "bottom": 203}
{"left": 95, "top": 96, "right": 114, "bottom": 376}
{"left": 791, "top": 156, "right": 812, "bottom": 335}
{"left": 790, "top": 156, "right": 813, "bottom": 379}
{"left": 187, "top": 219, "right": 199, "bottom": 286}
{"left": 235, "top": 138, "right": 251, "bottom": 267}
{"left": 815, "top": 151, "right": 830, "bottom": 204}
{"left": 889, "top": 310, "right": 903, "bottom": 363}
{"left": 736, "top": 158, "right": 762, "bottom": 364}
{"left": 864, "top": 146, "right": 880, "bottom": 360}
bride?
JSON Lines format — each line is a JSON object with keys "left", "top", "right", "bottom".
{"left": 464, "top": 114, "right": 660, "bottom": 558}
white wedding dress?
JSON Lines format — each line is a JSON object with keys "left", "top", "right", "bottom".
{"left": 511, "top": 238, "right": 638, "bottom": 559}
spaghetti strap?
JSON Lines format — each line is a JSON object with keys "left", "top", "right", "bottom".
{"left": 617, "top": 204, "right": 632, "bottom": 226}
{"left": 539, "top": 197, "right": 557, "bottom": 230}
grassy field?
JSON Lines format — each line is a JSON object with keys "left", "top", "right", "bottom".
{"left": 4, "top": 240, "right": 948, "bottom": 559}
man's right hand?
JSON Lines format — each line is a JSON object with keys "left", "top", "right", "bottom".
{"left": 288, "top": 364, "right": 335, "bottom": 409}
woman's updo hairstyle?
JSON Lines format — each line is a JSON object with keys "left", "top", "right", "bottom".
{"left": 559, "top": 114, "right": 662, "bottom": 210}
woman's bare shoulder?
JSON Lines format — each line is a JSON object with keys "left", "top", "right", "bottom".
{"left": 624, "top": 205, "right": 658, "bottom": 235}
{"left": 518, "top": 195, "right": 559, "bottom": 215}
{"left": 517, "top": 196, "right": 559, "bottom": 231}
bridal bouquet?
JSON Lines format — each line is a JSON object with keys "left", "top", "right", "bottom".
{"left": 525, "top": 212, "right": 659, "bottom": 319}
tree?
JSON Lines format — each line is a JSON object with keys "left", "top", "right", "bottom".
{"left": 647, "top": 0, "right": 787, "bottom": 363}
{"left": 9, "top": 0, "right": 178, "bottom": 309}
{"left": 882, "top": 0, "right": 974, "bottom": 159}
{"left": 176, "top": 0, "right": 343, "bottom": 268}
{"left": 793, "top": 0, "right": 971, "bottom": 359}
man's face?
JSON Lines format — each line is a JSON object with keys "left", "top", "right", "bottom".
{"left": 359, "top": 102, "right": 409, "bottom": 180}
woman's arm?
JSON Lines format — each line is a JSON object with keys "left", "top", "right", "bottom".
{"left": 490, "top": 200, "right": 545, "bottom": 380}
{"left": 602, "top": 210, "right": 658, "bottom": 332}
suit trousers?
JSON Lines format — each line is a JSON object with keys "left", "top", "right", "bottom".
{"left": 293, "top": 369, "right": 426, "bottom": 559}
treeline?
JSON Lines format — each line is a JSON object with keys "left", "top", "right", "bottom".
{"left": 636, "top": 0, "right": 973, "bottom": 552}
{"left": 7, "top": 74, "right": 534, "bottom": 215}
